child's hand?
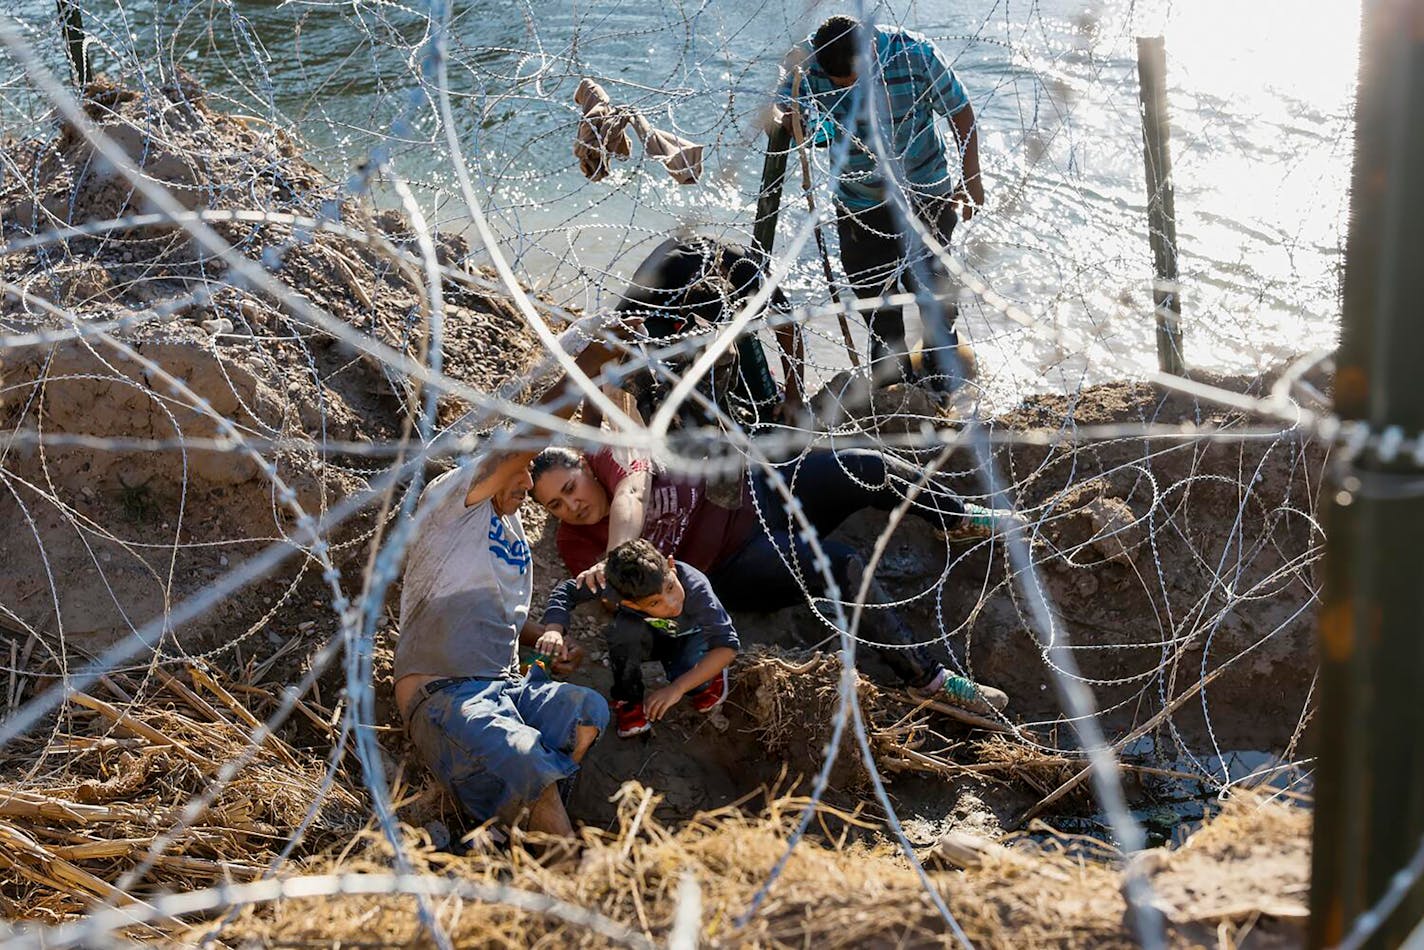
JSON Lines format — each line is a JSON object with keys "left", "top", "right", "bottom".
{"left": 536, "top": 629, "right": 568, "bottom": 661}
{"left": 551, "top": 640, "right": 586, "bottom": 676}
{"left": 644, "top": 684, "right": 686, "bottom": 721}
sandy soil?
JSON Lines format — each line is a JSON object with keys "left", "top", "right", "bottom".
{"left": 0, "top": 75, "right": 541, "bottom": 657}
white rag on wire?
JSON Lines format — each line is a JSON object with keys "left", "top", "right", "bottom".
{"left": 573, "top": 78, "right": 703, "bottom": 185}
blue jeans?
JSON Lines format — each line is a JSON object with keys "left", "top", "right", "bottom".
{"left": 605, "top": 610, "right": 709, "bottom": 705}
{"left": 406, "top": 667, "right": 609, "bottom": 823}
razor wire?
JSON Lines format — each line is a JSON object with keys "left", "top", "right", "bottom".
{"left": 0, "top": 0, "right": 1365, "bottom": 945}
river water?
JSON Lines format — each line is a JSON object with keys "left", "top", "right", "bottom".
{"left": 5, "top": 0, "right": 1359, "bottom": 406}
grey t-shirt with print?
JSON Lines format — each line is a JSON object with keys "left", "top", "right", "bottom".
{"left": 396, "top": 466, "right": 533, "bottom": 681}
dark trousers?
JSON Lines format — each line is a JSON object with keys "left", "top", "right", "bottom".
{"left": 606, "top": 611, "right": 709, "bottom": 705}
{"left": 708, "top": 448, "right": 967, "bottom": 688}
{"left": 836, "top": 197, "right": 960, "bottom": 385}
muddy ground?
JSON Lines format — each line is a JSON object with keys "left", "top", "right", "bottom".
{"left": 0, "top": 77, "right": 1321, "bottom": 945}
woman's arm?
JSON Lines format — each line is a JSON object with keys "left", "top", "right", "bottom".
{"left": 605, "top": 464, "right": 651, "bottom": 552}
{"left": 574, "top": 456, "right": 652, "bottom": 592}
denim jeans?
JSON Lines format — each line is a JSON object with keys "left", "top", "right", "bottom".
{"left": 837, "top": 197, "right": 960, "bottom": 383}
{"left": 406, "top": 666, "right": 608, "bottom": 822}
{"left": 605, "top": 610, "right": 710, "bottom": 705}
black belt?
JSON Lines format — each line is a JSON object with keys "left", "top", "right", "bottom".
{"left": 407, "top": 676, "right": 477, "bottom": 722}
{"left": 407, "top": 674, "right": 515, "bottom": 721}
{"left": 420, "top": 676, "right": 475, "bottom": 699}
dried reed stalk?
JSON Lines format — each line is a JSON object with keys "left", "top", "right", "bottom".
{"left": 188, "top": 665, "right": 301, "bottom": 766}
{"left": 0, "top": 663, "right": 362, "bottom": 922}
{"left": 64, "top": 692, "right": 208, "bottom": 766}
{"left": 0, "top": 790, "right": 151, "bottom": 825}
{"left": 0, "top": 820, "right": 144, "bottom": 906}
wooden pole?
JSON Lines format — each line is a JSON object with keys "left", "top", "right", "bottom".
{"left": 752, "top": 122, "right": 791, "bottom": 259}
{"left": 57, "top": 0, "right": 89, "bottom": 90}
{"left": 1135, "top": 37, "right": 1185, "bottom": 376}
{"left": 730, "top": 122, "right": 793, "bottom": 418}
{"left": 1309, "top": 1, "right": 1424, "bottom": 946}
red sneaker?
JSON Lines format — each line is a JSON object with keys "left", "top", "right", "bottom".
{"left": 689, "top": 669, "right": 729, "bottom": 714}
{"left": 612, "top": 700, "right": 652, "bottom": 738}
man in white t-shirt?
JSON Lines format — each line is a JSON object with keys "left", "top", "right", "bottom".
{"left": 395, "top": 339, "right": 616, "bottom": 838}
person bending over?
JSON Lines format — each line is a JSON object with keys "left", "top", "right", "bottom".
{"left": 539, "top": 538, "right": 739, "bottom": 738}
{"left": 775, "top": 15, "right": 984, "bottom": 389}
{"left": 530, "top": 444, "right": 1011, "bottom": 714}
{"left": 608, "top": 234, "right": 805, "bottom": 429}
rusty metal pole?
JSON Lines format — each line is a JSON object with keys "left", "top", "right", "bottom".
{"left": 1309, "top": 1, "right": 1424, "bottom": 947}
{"left": 1135, "top": 37, "right": 1185, "bottom": 376}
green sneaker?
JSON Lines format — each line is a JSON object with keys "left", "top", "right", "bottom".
{"left": 943, "top": 501, "right": 1025, "bottom": 543}
{"left": 910, "top": 669, "right": 1009, "bottom": 715}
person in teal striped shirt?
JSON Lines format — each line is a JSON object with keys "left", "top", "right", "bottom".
{"left": 776, "top": 15, "right": 984, "bottom": 390}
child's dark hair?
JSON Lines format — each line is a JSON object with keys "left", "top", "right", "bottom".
{"left": 812, "top": 15, "right": 862, "bottom": 78}
{"left": 605, "top": 538, "right": 671, "bottom": 600}
{"left": 530, "top": 446, "right": 584, "bottom": 483}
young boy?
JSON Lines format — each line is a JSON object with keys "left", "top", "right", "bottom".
{"left": 538, "top": 538, "right": 739, "bottom": 737}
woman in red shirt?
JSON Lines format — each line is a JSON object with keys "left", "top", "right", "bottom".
{"left": 529, "top": 444, "right": 1014, "bottom": 714}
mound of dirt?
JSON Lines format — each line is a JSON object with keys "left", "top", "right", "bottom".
{"left": 814, "top": 376, "right": 1325, "bottom": 757}
{"left": 0, "top": 75, "right": 541, "bottom": 656}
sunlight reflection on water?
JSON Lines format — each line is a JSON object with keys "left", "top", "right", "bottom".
{"left": 3, "top": 0, "right": 1359, "bottom": 408}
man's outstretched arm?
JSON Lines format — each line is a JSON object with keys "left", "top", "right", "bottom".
{"left": 464, "top": 335, "right": 621, "bottom": 508}
{"left": 920, "top": 40, "right": 983, "bottom": 220}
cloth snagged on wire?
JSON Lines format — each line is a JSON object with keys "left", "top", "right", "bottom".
{"left": 629, "top": 111, "right": 703, "bottom": 185}
{"left": 574, "top": 78, "right": 633, "bottom": 181}
{"left": 573, "top": 78, "right": 703, "bottom": 185}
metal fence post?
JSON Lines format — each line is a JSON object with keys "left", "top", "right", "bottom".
{"left": 752, "top": 122, "right": 791, "bottom": 258}
{"left": 57, "top": 0, "right": 89, "bottom": 90}
{"left": 1135, "top": 36, "right": 1185, "bottom": 376}
{"left": 1309, "top": 0, "right": 1424, "bottom": 946}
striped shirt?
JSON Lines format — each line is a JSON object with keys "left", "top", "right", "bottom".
{"left": 776, "top": 24, "right": 970, "bottom": 212}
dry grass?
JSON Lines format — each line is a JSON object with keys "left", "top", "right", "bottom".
{"left": 202, "top": 782, "right": 1138, "bottom": 949}
{"left": 0, "top": 666, "right": 364, "bottom": 923}
{"left": 0, "top": 652, "right": 1311, "bottom": 948}
{"left": 193, "top": 787, "right": 1309, "bottom": 949}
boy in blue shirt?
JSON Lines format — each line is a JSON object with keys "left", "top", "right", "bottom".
{"left": 539, "top": 538, "right": 739, "bottom": 738}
